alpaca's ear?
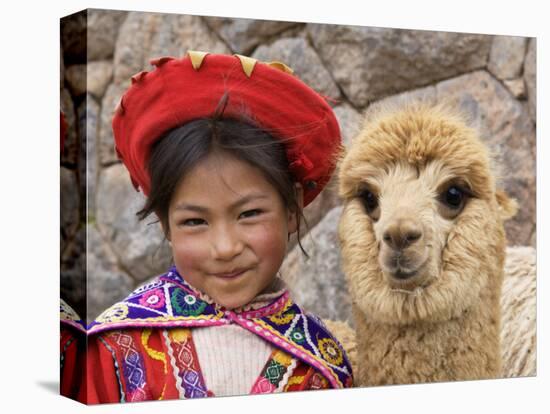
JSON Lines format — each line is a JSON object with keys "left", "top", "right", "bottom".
{"left": 496, "top": 189, "right": 518, "bottom": 221}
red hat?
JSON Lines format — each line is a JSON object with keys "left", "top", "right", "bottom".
{"left": 112, "top": 51, "right": 342, "bottom": 207}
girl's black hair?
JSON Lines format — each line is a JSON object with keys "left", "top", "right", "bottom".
{"left": 136, "top": 92, "right": 310, "bottom": 258}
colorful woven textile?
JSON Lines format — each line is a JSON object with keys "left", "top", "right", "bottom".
{"left": 80, "top": 266, "right": 353, "bottom": 403}
{"left": 60, "top": 298, "right": 86, "bottom": 333}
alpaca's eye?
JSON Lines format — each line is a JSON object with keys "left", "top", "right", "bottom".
{"left": 444, "top": 186, "right": 464, "bottom": 209}
{"left": 358, "top": 188, "right": 380, "bottom": 220}
{"left": 360, "top": 189, "right": 378, "bottom": 211}
{"left": 437, "top": 183, "right": 470, "bottom": 219}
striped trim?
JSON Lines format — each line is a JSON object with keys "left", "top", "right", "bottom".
{"left": 98, "top": 335, "right": 126, "bottom": 403}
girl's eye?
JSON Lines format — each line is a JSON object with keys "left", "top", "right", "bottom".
{"left": 239, "top": 209, "right": 262, "bottom": 219}
{"left": 181, "top": 218, "right": 206, "bottom": 227}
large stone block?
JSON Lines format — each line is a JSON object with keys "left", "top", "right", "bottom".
{"left": 435, "top": 71, "right": 536, "bottom": 246}
{"left": 282, "top": 206, "right": 353, "bottom": 324}
{"left": 96, "top": 164, "right": 172, "bottom": 283}
{"left": 87, "top": 61, "right": 113, "bottom": 99}
{"left": 87, "top": 224, "right": 135, "bottom": 321}
{"left": 307, "top": 24, "right": 491, "bottom": 107}
{"left": 98, "top": 83, "right": 128, "bottom": 165}
{"left": 87, "top": 9, "right": 128, "bottom": 61}
{"left": 487, "top": 36, "right": 528, "bottom": 80}
{"left": 77, "top": 95, "right": 100, "bottom": 219}
{"left": 114, "top": 12, "right": 230, "bottom": 85}
{"left": 203, "top": 16, "right": 301, "bottom": 54}
{"left": 252, "top": 37, "right": 341, "bottom": 101}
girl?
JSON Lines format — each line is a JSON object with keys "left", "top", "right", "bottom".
{"left": 82, "top": 51, "right": 352, "bottom": 404}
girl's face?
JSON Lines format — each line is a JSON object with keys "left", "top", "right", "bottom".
{"left": 165, "top": 151, "right": 302, "bottom": 310}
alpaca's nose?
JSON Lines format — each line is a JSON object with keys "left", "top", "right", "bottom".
{"left": 382, "top": 218, "right": 423, "bottom": 251}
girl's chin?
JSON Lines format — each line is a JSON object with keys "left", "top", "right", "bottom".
{"left": 211, "top": 292, "right": 256, "bottom": 310}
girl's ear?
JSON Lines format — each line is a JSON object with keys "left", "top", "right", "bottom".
{"left": 288, "top": 183, "right": 304, "bottom": 235}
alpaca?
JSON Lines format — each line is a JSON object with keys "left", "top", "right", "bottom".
{"left": 324, "top": 245, "right": 536, "bottom": 379}
{"left": 336, "top": 102, "right": 518, "bottom": 386}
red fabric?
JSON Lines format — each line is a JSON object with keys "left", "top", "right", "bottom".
{"left": 60, "top": 325, "right": 87, "bottom": 404}
{"left": 86, "top": 335, "right": 122, "bottom": 404}
{"left": 84, "top": 328, "right": 333, "bottom": 404}
{"left": 112, "top": 53, "right": 342, "bottom": 207}
{"left": 85, "top": 329, "right": 179, "bottom": 404}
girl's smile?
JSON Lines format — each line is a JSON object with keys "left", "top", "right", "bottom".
{"left": 164, "top": 150, "right": 302, "bottom": 309}
{"left": 210, "top": 268, "right": 249, "bottom": 279}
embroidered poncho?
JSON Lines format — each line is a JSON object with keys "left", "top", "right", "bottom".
{"left": 76, "top": 266, "right": 353, "bottom": 403}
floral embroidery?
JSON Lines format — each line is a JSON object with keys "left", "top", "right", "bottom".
{"left": 139, "top": 289, "right": 165, "bottom": 309}
{"left": 269, "top": 301, "right": 295, "bottom": 325}
{"left": 289, "top": 327, "right": 306, "bottom": 345}
{"left": 171, "top": 288, "right": 207, "bottom": 316}
{"left": 317, "top": 338, "right": 344, "bottom": 366}
{"left": 96, "top": 303, "right": 129, "bottom": 323}
{"left": 88, "top": 266, "right": 353, "bottom": 390}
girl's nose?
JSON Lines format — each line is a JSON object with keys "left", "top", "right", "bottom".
{"left": 211, "top": 224, "right": 244, "bottom": 260}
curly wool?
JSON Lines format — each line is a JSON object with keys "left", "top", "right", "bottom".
{"left": 326, "top": 246, "right": 536, "bottom": 379}
{"left": 337, "top": 101, "right": 516, "bottom": 386}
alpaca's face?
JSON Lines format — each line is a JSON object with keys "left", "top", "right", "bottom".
{"left": 338, "top": 104, "right": 515, "bottom": 324}
{"left": 361, "top": 160, "right": 466, "bottom": 291}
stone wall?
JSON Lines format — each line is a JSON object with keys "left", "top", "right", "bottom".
{"left": 60, "top": 9, "right": 536, "bottom": 323}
